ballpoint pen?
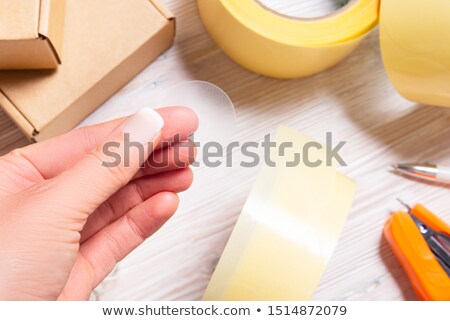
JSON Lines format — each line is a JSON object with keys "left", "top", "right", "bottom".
{"left": 392, "top": 163, "right": 450, "bottom": 184}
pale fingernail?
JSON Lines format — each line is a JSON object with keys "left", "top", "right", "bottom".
{"left": 123, "top": 108, "right": 164, "bottom": 146}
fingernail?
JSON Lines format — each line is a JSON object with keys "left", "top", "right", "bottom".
{"left": 123, "top": 108, "right": 164, "bottom": 146}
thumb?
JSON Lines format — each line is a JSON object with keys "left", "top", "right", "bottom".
{"left": 46, "top": 108, "right": 164, "bottom": 221}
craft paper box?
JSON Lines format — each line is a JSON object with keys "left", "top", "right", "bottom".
{"left": 0, "top": 0, "right": 66, "bottom": 69}
{"left": 0, "top": 0, "right": 174, "bottom": 141}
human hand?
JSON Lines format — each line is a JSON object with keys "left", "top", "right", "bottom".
{"left": 0, "top": 107, "right": 198, "bottom": 300}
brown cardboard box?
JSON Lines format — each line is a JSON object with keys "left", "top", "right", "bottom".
{"left": 0, "top": 0, "right": 66, "bottom": 69}
{"left": 0, "top": 0, "right": 175, "bottom": 141}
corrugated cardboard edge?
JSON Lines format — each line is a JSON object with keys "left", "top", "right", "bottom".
{"left": 38, "top": 0, "right": 66, "bottom": 64}
{"left": 0, "top": 90, "right": 35, "bottom": 140}
{"left": 35, "top": 17, "right": 175, "bottom": 142}
{"left": 149, "top": 0, "right": 175, "bottom": 20}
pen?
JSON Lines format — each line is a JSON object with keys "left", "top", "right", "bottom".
{"left": 392, "top": 163, "right": 450, "bottom": 184}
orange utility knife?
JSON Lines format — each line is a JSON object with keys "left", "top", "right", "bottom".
{"left": 384, "top": 201, "right": 450, "bottom": 300}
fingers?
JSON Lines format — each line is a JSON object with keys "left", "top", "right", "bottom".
{"left": 79, "top": 192, "right": 179, "bottom": 289}
{"left": 135, "top": 140, "right": 197, "bottom": 178}
{"left": 12, "top": 107, "right": 198, "bottom": 180}
{"left": 80, "top": 168, "right": 193, "bottom": 243}
{"left": 45, "top": 108, "right": 164, "bottom": 222}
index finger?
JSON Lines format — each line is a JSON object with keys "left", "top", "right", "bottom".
{"left": 11, "top": 107, "right": 198, "bottom": 180}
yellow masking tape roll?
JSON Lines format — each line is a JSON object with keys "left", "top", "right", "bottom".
{"left": 380, "top": 0, "right": 450, "bottom": 107}
{"left": 197, "top": 0, "right": 379, "bottom": 78}
{"left": 203, "top": 126, "right": 356, "bottom": 300}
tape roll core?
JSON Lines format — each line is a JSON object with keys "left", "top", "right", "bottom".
{"left": 254, "top": 0, "right": 357, "bottom": 22}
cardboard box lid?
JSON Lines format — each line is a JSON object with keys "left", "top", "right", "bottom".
{"left": 0, "top": 0, "right": 66, "bottom": 69}
{"left": 0, "top": 0, "right": 40, "bottom": 40}
{"left": 0, "top": 0, "right": 174, "bottom": 141}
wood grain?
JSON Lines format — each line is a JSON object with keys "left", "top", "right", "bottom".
{"left": 1, "top": 0, "right": 450, "bottom": 301}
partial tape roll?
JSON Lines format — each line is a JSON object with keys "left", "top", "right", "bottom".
{"left": 380, "top": 0, "right": 450, "bottom": 107}
{"left": 203, "top": 126, "right": 356, "bottom": 300}
{"left": 197, "top": 0, "right": 379, "bottom": 78}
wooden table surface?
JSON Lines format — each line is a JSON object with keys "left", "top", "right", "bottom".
{"left": 1, "top": 0, "right": 450, "bottom": 300}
